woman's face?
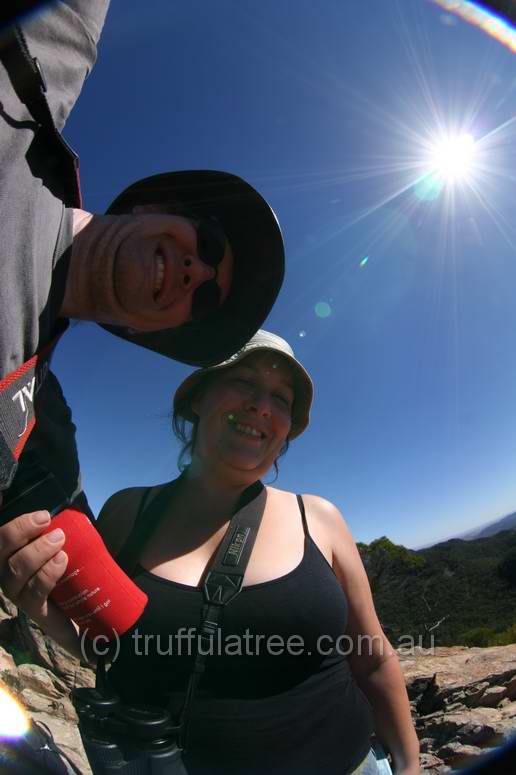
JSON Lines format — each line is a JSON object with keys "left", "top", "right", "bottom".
{"left": 191, "top": 352, "right": 295, "bottom": 478}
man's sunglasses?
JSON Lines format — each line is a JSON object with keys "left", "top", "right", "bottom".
{"left": 191, "top": 217, "right": 227, "bottom": 322}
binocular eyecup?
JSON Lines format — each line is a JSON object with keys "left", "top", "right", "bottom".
{"left": 72, "top": 687, "right": 188, "bottom": 774}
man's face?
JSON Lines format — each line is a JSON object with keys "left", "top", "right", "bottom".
{"left": 67, "top": 211, "right": 234, "bottom": 331}
{"left": 109, "top": 214, "right": 234, "bottom": 331}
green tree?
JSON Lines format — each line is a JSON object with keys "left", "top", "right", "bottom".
{"left": 458, "top": 627, "right": 497, "bottom": 647}
{"left": 498, "top": 547, "right": 516, "bottom": 585}
{"left": 359, "top": 536, "right": 425, "bottom": 594}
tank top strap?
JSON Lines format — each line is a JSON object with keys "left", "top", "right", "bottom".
{"left": 296, "top": 494, "right": 310, "bottom": 539}
{"left": 116, "top": 480, "right": 178, "bottom": 577}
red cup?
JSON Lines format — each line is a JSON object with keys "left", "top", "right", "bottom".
{"left": 42, "top": 509, "right": 147, "bottom": 640}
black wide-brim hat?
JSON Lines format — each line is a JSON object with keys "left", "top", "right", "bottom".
{"left": 100, "top": 170, "right": 285, "bottom": 367}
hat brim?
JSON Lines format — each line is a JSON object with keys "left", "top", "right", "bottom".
{"left": 173, "top": 344, "right": 313, "bottom": 440}
{"left": 100, "top": 171, "right": 285, "bottom": 367}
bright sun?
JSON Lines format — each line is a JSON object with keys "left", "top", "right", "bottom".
{"left": 430, "top": 133, "right": 476, "bottom": 183}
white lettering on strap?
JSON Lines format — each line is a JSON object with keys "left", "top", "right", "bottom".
{"left": 12, "top": 377, "right": 36, "bottom": 437}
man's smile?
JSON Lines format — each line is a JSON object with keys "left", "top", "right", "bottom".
{"left": 151, "top": 238, "right": 184, "bottom": 310}
{"left": 153, "top": 249, "right": 165, "bottom": 300}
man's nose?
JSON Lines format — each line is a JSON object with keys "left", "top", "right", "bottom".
{"left": 180, "top": 254, "right": 216, "bottom": 291}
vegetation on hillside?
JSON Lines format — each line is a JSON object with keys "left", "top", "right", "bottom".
{"left": 358, "top": 531, "right": 516, "bottom": 647}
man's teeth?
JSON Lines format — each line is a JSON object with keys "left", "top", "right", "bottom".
{"left": 234, "top": 422, "right": 263, "bottom": 439}
{"left": 154, "top": 252, "right": 165, "bottom": 297}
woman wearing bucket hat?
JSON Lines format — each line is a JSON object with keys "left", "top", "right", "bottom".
{"left": 86, "top": 329, "right": 419, "bottom": 775}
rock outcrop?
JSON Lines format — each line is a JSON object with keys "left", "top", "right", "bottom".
{"left": 400, "top": 644, "right": 516, "bottom": 772}
{"left": 0, "top": 595, "right": 94, "bottom": 774}
{"left": 1, "top": 590, "right": 516, "bottom": 773}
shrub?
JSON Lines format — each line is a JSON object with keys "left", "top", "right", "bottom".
{"left": 498, "top": 548, "right": 516, "bottom": 585}
{"left": 488, "top": 623, "right": 516, "bottom": 646}
{"left": 458, "top": 626, "right": 497, "bottom": 647}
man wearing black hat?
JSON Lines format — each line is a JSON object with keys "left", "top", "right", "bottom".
{"left": 0, "top": 0, "right": 284, "bottom": 536}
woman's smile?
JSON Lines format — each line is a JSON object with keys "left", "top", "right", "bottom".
{"left": 227, "top": 414, "right": 268, "bottom": 441}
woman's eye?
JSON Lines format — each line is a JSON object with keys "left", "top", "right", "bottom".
{"left": 274, "top": 393, "right": 290, "bottom": 406}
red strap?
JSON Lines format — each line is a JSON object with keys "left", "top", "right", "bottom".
{"left": 0, "top": 322, "right": 68, "bottom": 489}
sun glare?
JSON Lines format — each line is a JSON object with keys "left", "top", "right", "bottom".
{"left": 0, "top": 686, "right": 29, "bottom": 738}
{"left": 429, "top": 133, "right": 476, "bottom": 183}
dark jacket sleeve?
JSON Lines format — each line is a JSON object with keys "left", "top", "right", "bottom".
{"left": 23, "top": 0, "right": 110, "bottom": 130}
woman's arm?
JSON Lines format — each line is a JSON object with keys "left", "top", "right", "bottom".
{"left": 350, "top": 651, "right": 420, "bottom": 774}
{"left": 304, "top": 495, "right": 420, "bottom": 775}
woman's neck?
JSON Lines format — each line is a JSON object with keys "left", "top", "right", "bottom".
{"left": 179, "top": 460, "right": 259, "bottom": 521}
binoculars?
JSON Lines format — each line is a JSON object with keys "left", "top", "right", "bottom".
{"left": 72, "top": 687, "right": 188, "bottom": 775}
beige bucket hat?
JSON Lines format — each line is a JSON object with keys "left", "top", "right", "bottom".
{"left": 173, "top": 330, "right": 313, "bottom": 439}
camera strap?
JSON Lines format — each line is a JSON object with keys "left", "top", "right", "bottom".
{"left": 177, "top": 480, "right": 266, "bottom": 749}
{"left": 96, "top": 477, "right": 267, "bottom": 751}
{"left": 0, "top": 326, "right": 67, "bottom": 492}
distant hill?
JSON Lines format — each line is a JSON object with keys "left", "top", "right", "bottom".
{"left": 358, "top": 530, "right": 516, "bottom": 647}
{"left": 419, "top": 510, "right": 516, "bottom": 547}
{"left": 462, "top": 511, "right": 516, "bottom": 541}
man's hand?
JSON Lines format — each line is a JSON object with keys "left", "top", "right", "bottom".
{"left": 0, "top": 509, "right": 87, "bottom": 660}
{"left": 0, "top": 510, "right": 67, "bottom": 618}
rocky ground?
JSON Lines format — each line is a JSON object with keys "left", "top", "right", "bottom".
{"left": 1, "top": 591, "right": 516, "bottom": 773}
{"left": 0, "top": 594, "right": 94, "bottom": 774}
{"left": 401, "top": 643, "right": 516, "bottom": 772}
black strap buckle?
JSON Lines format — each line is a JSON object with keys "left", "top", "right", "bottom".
{"left": 32, "top": 57, "right": 47, "bottom": 92}
{"left": 203, "top": 571, "right": 243, "bottom": 605}
{"left": 196, "top": 617, "right": 219, "bottom": 659}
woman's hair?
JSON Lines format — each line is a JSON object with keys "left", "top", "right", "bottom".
{"left": 172, "top": 371, "right": 290, "bottom": 481}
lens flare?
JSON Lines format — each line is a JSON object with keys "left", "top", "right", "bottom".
{"left": 0, "top": 686, "right": 29, "bottom": 738}
{"left": 314, "top": 302, "right": 332, "bottom": 318}
{"left": 431, "top": 0, "right": 516, "bottom": 53}
{"left": 415, "top": 172, "right": 443, "bottom": 200}
{"left": 430, "top": 133, "right": 476, "bottom": 182}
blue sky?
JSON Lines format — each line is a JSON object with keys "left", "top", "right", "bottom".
{"left": 52, "top": 0, "right": 516, "bottom": 548}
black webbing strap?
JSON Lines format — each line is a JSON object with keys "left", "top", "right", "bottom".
{"left": 95, "top": 477, "right": 267, "bottom": 750}
{"left": 0, "top": 26, "right": 82, "bottom": 207}
{"left": 176, "top": 481, "right": 266, "bottom": 749}
{"left": 0, "top": 325, "right": 67, "bottom": 493}
{"left": 115, "top": 478, "right": 183, "bottom": 578}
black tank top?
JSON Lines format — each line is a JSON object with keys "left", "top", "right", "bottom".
{"left": 107, "top": 494, "right": 374, "bottom": 775}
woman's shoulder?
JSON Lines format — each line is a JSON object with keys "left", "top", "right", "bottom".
{"left": 267, "top": 486, "right": 346, "bottom": 525}
{"left": 266, "top": 487, "right": 350, "bottom": 552}
{"left": 95, "top": 482, "right": 170, "bottom": 558}
{"left": 300, "top": 493, "right": 354, "bottom": 548}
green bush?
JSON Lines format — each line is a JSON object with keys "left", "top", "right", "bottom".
{"left": 488, "top": 623, "right": 516, "bottom": 646}
{"left": 458, "top": 627, "right": 498, "bottom": 647}
{"left": 498, "top": 548, "right": 516, "bottom": 585}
